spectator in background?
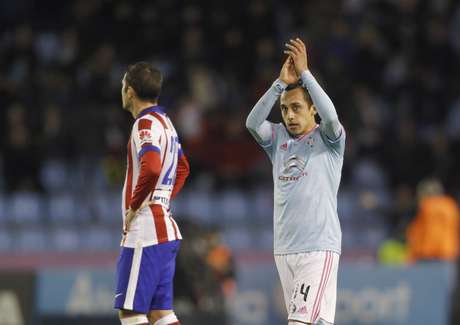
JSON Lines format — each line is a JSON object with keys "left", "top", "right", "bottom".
{"left": 3, "top": 103, "right": 42, "bottom": 192}
{"left": 406, "top": 178, "right": 460, "bottom": 262}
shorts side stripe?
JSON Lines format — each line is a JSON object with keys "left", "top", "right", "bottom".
{"left": 310, "top": 251, "right": 331, "bottom": 323}
{"left": 314, "top": 253, "right": 334, "bottom": 322}
{"left": 123, "top": 243, "right": 143, "bottom": 310}
{"left": 313, "top": 252, "right": 333, "bottom": 322}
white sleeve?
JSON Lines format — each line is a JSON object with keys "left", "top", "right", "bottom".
{"left": 246, "top": 79, "right": 287, "bottom": 146}
{"left": 132, "top": 118, "right": 162, "bottom": 159}
{"left": 300, "top": 70, "right": 342, "bottom": 141}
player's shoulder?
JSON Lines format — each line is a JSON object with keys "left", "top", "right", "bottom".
{"left": 135, "top": 113, "right": 169, "bottom": 131}
{"left": 317, "top": 123, "right": 346, "bottom": 155}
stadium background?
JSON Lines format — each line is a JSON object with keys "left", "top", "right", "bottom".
{"left": 1, "top": 0, "right": 460, "bottom": 324}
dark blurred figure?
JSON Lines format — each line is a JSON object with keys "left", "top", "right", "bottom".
{"left": 174, "top": 221, "right": 234, "bottom": 324}
{"left": 2, "top": 103, "right": 42, "bottom": 192}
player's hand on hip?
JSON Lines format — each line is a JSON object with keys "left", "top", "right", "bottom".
{"left": 124, "top": 207, "right": 138, "bottom": 233}
{"left": 284, "top": 37, "right": 309, "bottom": 76}
{"left": 279, "top": 56, "right": 298, "bottom": 84}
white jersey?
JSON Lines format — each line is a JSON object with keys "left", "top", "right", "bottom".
{"left": 266, "top": 123, "right": 345, "bottom": 254}
{"left": 121, "top": 106, "right": 182, "bottom": 248}
{"left": 246, "top": 72, "right": 345, "bottom": 255}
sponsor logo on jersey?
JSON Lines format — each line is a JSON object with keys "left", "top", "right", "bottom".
{"left": 283, "top": 155, "right": 306, "bottom": 173}
{"left": 278, "top": 172, "right": 307, "bottom": 182}
{"left": 139, "top": 130, "right": 153, "bottom": 144}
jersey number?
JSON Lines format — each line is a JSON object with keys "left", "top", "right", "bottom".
{"left": 161, "top": 136, "right": 179, "bottom": 185}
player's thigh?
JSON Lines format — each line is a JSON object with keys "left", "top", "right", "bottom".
{"left": 119, "top": 309, "right": 149, "bottom": 324}
{"left": 287, "top": 251, "right": 337, "bottom": 324}
{"left": 148, "top": 240, "right": 181, "bottom": 311}
{"left": 147, "top": 309, "right": 174, "bottom": 324}
{"left": 274, "top": 254, "right": 296, "bottom": 311}
{"left": 317, "top": 253, "right": 339, "bottom": 324}
{"left": 114, "top": 244, "right": 161, "bottom": 314}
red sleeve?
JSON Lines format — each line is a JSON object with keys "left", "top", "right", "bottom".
{"left": 171, "top": 154, "right": 190, "bottom": 199}
{"left": 130, "top": 151, "right": 162, "bottom": 211}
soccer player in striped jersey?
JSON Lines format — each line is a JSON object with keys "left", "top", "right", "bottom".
{"left": 115, "top": 62, "right": 189, "bottom": 325}
{"left": 246, "top": 39, "right": 345, "bottom": 325}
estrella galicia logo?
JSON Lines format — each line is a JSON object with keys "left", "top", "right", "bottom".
{"left": 283, "top": 155, "right": 306, "bottom": 173}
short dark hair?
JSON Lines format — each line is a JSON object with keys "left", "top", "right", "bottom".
{"left": 125, "top": 62, "right": 163, "bottom": 102}
{"left": 284, "top": 80, "right": 312, "bottom": 104}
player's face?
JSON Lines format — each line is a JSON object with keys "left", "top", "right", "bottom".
{"left": 121, "top": 74, "right": 131, "bottom": 111}
{"left": 280, "top": 88, "right": 316, "bottom": 137}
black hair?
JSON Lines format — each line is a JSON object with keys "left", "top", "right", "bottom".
{"left": 125, "top": 62, "right": 163, "bottom": 102}
{"left": 284, "top": 80, "right": 312, "bottom": 104}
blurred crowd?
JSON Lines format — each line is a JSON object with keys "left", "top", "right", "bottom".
{"left": 1, "top": 0, "right": 460, "bottom": 256}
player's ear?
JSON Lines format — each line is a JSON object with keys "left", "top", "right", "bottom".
{"left": 310, "top": 104, "right": 317, "bottom": 115}
{"left": 127, "top": 86, "right": 136, "bottom": 99}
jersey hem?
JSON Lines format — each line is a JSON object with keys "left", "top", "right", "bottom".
{"left": 121, "top": 237, "right": 182, "bottom": 248}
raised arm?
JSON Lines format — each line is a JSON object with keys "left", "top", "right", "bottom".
{"left": 285, "top": 38, "right": 342, "bottom": 140}
{"left": 245, "top": 80, "right": 285, "bottom": 145}
{"left": 246, "top": 57, "right": 298, "bottom": 145}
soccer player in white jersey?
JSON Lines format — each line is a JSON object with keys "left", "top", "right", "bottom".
{"left": 114, "top": 62, "right": 189, "bottom": 325}
{"left": 246, "top": 38, "right": 345, "bottom": 325}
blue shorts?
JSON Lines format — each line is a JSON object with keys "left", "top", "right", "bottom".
{"left": 114, "top": 240, "right": 180, "bottom": 313}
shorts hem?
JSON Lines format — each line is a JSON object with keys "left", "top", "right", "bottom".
{"left": 274, "top": 248, "right": 341, "bottom": 256}
{"left": 114, "top": 305, "right": 148, "bottom": 314}
{"left": 149, "top": 304, "right": 173, "bottom": 311}
{"left": 287, "top": 318, "right": 310, "bottom": 324}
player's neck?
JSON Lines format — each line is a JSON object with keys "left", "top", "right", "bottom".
{"left": 131, "top": 101, "right": 158, "bottom": 119}
{"left": 296, "top": 123, "right": 317, "bottom": 138}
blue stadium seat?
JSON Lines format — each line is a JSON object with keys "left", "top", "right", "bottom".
{"left": 83, "top": 226, "right": 119, "bottom": 251}
{"left": 181, "top": 190, "right": 216, "bottom": 224}
{"left": 94, "top": 191, "right": 122, "bottom": 224}
{"left": 10, "top": 191, "right": 43, "bottom": 224}
{"left": 250, "top": 187, "right": 273, "bottom": 221}
{"left": 51, "top": 227, "right": 80, "bottom": 251}
{"left": 48, "top": 193, "right": 77, "bottom": 224}
{"left": 40, "top": 159, "right": 69, "bottom": 193}
{"left": 16, "top": 227, "right": 48, "bottom": 251}
{"left": 222, "top": 228, "right": 253, "bottom": 251}
{"left": 218, "top": 189, "right": 249, "bottom": 224}
{"left": 0, "top": 228, "right": 13, "bottom": 251}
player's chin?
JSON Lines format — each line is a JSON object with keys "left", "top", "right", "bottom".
{"left": 287, "top": 125, "right": 300, "bottom": 136}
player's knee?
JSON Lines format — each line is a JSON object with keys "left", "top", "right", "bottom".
{"left": 119, "top": 311, "right": 149, "bottom": 325}
{"left": 149, "top": 312, "right": 180, "bottom": 325}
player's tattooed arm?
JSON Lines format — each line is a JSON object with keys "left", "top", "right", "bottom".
{"left": 285, "top": 38, "right": 342, "bottom": 141}
{"left": 246, "top": 58, "right": 294, "bottom": 145}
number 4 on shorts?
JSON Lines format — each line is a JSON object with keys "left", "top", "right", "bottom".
{"left": 300, "top": 284, "right": 310, "bottom": 302}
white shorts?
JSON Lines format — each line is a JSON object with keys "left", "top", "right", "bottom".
{"left": 274, "top": 251, "right": 339, "bottom": 324}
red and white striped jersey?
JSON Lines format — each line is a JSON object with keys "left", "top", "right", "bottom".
{"left": 121, "top": 106, "right": 183, "bottom": 248}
